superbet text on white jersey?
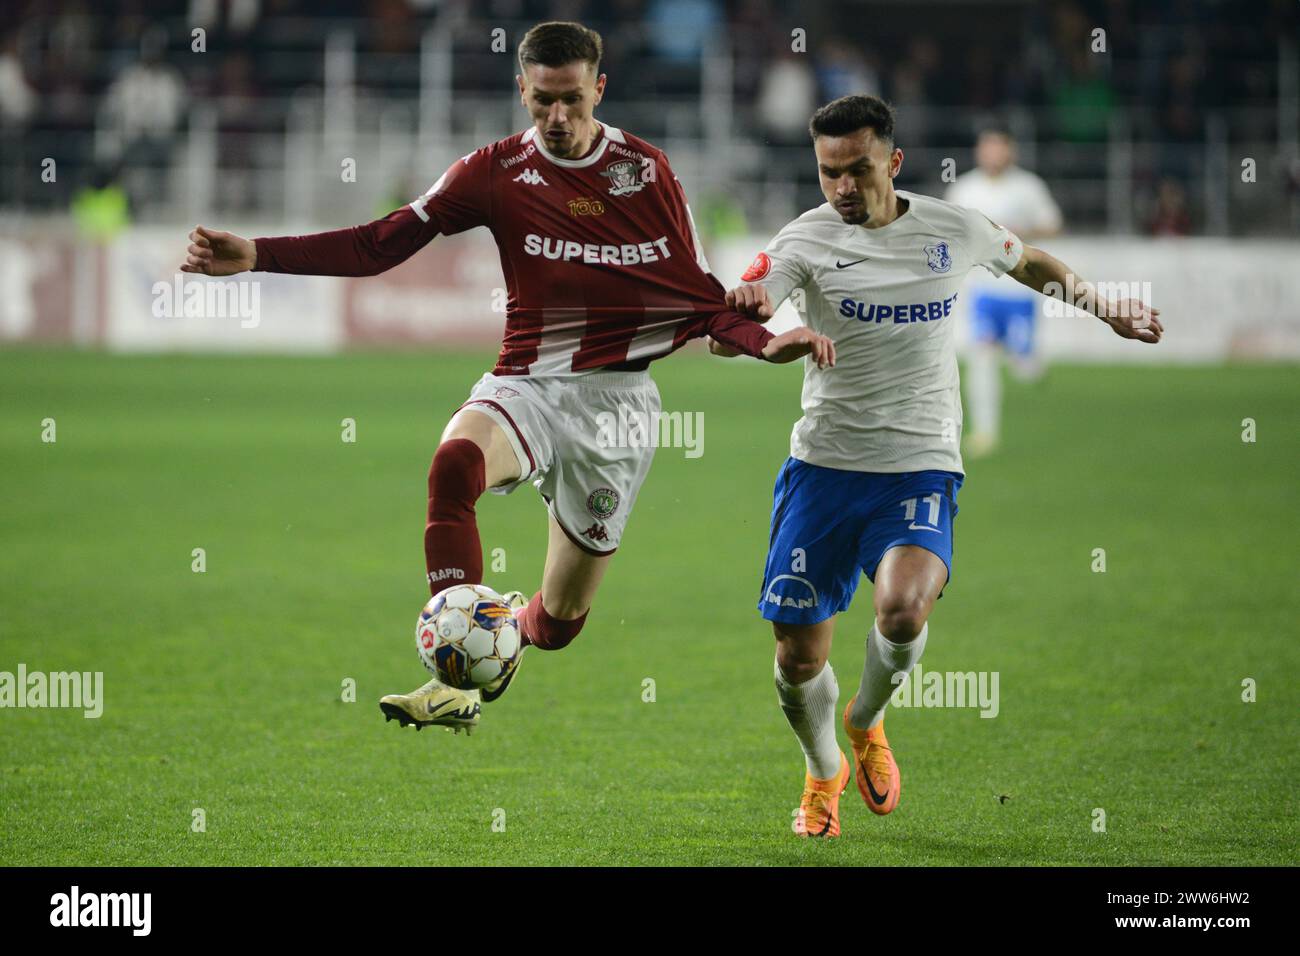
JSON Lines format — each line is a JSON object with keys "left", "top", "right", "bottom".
{"left": 743, "top": 191, "right": 1024, "bottom": 475}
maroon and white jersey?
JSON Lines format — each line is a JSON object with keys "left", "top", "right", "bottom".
{"left": 253, "top": 123, "right": 772, "bottom": 375}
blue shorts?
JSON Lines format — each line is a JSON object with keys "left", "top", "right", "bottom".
{"left": 970, "top": 291, "right": 1036, "bottom": 356}
{"left": 757, "top": 458, "right": 963, "bottom": 626}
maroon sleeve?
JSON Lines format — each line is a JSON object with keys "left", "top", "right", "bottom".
{"left": 701, "top": 310, "right": 775, "bottom": 359}
{"left": 253, "top": 206, "right": 437, "bottom": 277}
{"left": 253, "top": 148, "right": 492, "bottom": 277}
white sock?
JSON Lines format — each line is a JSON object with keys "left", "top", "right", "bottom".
{"left": 774, "top": 658, "right": 841, "bottom": 780}
{"left": 848, "top": 622, "right": 929, "bottom": 731}
{"left": 966, "top": 346, "right": 1001, "bottom": 439}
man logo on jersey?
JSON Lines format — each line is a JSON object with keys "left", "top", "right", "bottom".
{"left": 601, "top": 160, "right": 645, "bottom": 196}
{"left": 924, "top": 242, "right": 952, "bottom": 273}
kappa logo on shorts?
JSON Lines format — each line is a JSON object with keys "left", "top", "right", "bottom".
{"left": 764, "top": 574, "right": 819, "bottom": 610}
{"left": 580, "top": 523, "right": 609, "bottom": 543}
{"left": 586, "top": 487, "right": 620, "bottom": 520}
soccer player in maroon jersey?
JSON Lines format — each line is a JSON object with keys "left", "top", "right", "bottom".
{"left": 179, "top": 21, "right": 834, "bottom": 732}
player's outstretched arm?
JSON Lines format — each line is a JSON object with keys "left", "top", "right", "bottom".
{"left": 1008, "top": 244, "right": 1164, "bottom": 344}
{"left": 180, "top": 205, "right": 441, "bottom": 278}
{"left": 181, "top": 226, "right": 257, "bottom": 276}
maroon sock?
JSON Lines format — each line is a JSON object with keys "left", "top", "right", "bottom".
{"left": 424, "top": 439, "right": 486, "bottom": 594}
{"left": 519, "top": 590, "right": 588, "bottom": 651}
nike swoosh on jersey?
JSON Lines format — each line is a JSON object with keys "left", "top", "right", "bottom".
{"left": 907, "top": 523, "right": 943, "bottom": 533}
{"left": 835, "top": 257, "right": 870, "bottom": 268}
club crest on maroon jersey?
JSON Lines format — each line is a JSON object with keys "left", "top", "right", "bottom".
{"left": 601, "top": 160, "right": 645, "bottom": 197}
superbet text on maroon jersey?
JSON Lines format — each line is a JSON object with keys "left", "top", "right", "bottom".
{"left": 253, "top": 124, "right": 771, "bottom": 375}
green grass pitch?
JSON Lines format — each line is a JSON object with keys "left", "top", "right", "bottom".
{"left": 0, "top": 348, "right": 1295, "bottom": 865}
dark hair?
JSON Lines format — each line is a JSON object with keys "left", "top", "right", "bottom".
{"left": 977, "top": 121, "right": 1014, "bottom": 141}
{"left": 518, "top": 21, "right": 603, "bottom": 72}
{"left": 809, "top": 95, "right": 896, "bottom": 145}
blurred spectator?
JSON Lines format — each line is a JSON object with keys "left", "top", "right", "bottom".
{"left": 814, "top": 39, "right": 880, "bottom": 103}
{"left": 0, "top": 31, "right": 36, "bottom": 127}
{"left": 645, "top": 0, "right": 720, "bottom": 63}
{"left": 71, "top": 164, "right": 131, "bottom": 240}
{"left": 1050, "top": 49, "right": 1114, "bottom": 142}
{"left": 100, "top": 27, "right": 186, "bottom": 159}
{"left": 98, "top": 26, "right": 187, "bottom": 212}
{"left": 757, "top": 50, "right": 815, "bottom": 145}
{"left": 1147, "top": 177, "right": 1192, "bottom": 236}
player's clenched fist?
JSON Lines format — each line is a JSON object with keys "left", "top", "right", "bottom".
{"left": 1099, "top": 298, "right": 1163, "bottom": 344}
{"left": 762, "top": 327, "right": 837, "bottom": 369}
{"left": 725, "top": 282, "right": 775, "bottom": 320}
{"left": 180, "top": 225, "right": 257, "bottom": 276}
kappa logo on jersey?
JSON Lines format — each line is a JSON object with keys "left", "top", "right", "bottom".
{"left": 493, "top": 386, "right": 520, "bottom": 399}
{"left": 924, "top": 242, "right": 952, "bottom": 273}
{"left": 513, "top": 168, "right": 549, "bottom": 186}
{"left": 1003, "top": 237, "right": 1015, "bottom": 256}
{"left": 741, "top": 252, "right": 772, "bottom": 282}
{"left": 601, "top": 159, "right": 646, "bottom": 196}
{"left": 580, "top": 523, "right": 610, "bottom": 543}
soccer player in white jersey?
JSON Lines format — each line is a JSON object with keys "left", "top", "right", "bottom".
{"left": 710, "top": 95, "right": 1161, "bottom": 837}
{"left": 946, "top": 125, "right": 1063, "bottom": 457}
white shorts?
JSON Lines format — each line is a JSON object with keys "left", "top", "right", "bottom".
{"left": 457, "top": 370, "right": 662, "bottom": 555}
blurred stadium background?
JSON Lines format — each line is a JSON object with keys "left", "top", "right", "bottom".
{"left": 1, "top": 0, "right": 1297, "bottom": 357}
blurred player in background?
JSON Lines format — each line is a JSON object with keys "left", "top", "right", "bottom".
{"left": 713, "top": 95, "right": 1160, "bottom": 838}
{"left": 945, "top": 125, "right": 1062, "bottom": 457}
{"left": 179, "top": 21, "right": 832, "bottom": 735}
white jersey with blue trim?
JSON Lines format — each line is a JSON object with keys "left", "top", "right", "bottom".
{"left": 745, "top": 189, "right": 1024, "bottom": 474}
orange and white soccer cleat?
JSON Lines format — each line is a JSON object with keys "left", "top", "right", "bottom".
{"left": 793, "top": 752, "right": 852, "bottom": 838}
{"left": 843, "top": 696, "right": 901, "bottom": 815}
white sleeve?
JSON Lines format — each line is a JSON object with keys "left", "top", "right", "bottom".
{"left": 962, "top": 207, "right": 1024, "bottom": 277}
{"left": 740, "top": 222, "right": 813, "bottom": 309}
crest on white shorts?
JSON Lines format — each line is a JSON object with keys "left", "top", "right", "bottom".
{"left": 587, "top": 487, "right": 620, "bottom": 519}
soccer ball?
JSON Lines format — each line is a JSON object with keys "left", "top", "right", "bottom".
{"left": 416, "top": 584, "right": 521, "bottom": 689}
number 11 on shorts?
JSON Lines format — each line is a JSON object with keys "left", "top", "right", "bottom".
{"left": 901, "top": 493, "right": 942, "bottom": 531}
